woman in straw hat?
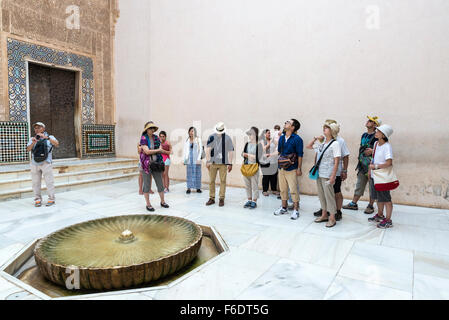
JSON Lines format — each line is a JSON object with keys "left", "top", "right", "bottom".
{"left": 139, "top": 122, "right": 170, "bottom": 212}
{"left": 367, "top": 124, "right": 394, "bottom": 229}
{"left": 308, "top": 122, "right": 341, "bottom": 228}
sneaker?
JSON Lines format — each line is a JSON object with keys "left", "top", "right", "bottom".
{"left": 336, "top": 210, "right": 343, "bottom": 221}
{"left": 343, "top": 202, "right": 358, "bottom": 210}
{"left": 249, "top": 202, "right": 257, "bottom": 209}
{"left": 364, "top": 205, "right": 375, "bottom": 214}
{"left": 219, "top": 199, "right": 225, "bottom": 207}
{"left": 186, "top": 189, "right": 191, "bottom": 194}
{"left": 368, "top": 214, "right": 385, "bottom": 222}
{"left": 274, "top": 207, "right": 288, "bottom": 216}
{"left": 197, "top": 189, "right": 202, "bottom": 193}
{"left": 206, "top": 199, "right": 215, "bottom": 206}
{"left": 377, "top": 219, "right": 393, "bottom": 229}
{"left": 46, "top": 200, "right": 55, "bottom": 207}
{"left": 244, "top": 201, "right": 252, "bottom": 208}
{"left": 313, "top": 208, "right": 323, "bottom": 217}
{"left": 34, "top": 199, "right": 42, "bottom": 207}
{"left": 290, "top": 210, "right": 299, "bottom": 220}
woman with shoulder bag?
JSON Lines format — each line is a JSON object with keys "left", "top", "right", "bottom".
{"left": 307, "top": 122, "right": 341, "bottom": 228}
{"left": 367, "top": 124, "right": 396, "bottom": 229}
{"left": 139, "top": 122, "right": 169, "bottom": 211}
{"left": 241, "top": 127, "right": 263, "bottom": 209}
{"left": 183, "top": 127, "right": 203, "bottom": 194}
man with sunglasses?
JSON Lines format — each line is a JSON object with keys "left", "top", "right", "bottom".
{"left": 343, "top": 116, "right": 381, "bottom": 213}
{"left": 274, "top": 119, "right": 303, "bottom": 220}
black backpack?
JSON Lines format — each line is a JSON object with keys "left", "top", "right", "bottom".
{"left": 33, "top": 139, "right": 52, "bottom": 163}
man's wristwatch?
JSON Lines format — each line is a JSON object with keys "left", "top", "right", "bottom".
{"left": 374, "top": 164, "right": 379, "bottom": 170}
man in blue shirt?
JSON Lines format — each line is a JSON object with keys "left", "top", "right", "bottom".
{"left": 26, "top": 122, "right": 59, "bottom": 207}
{"left": 274, "top": 119, "right": 304, "bottom": 220}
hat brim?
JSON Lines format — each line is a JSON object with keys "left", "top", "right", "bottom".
{"left": 214, "top": 127, "right": 226, "bottom": 134}
{"left": 143, "top": 124, "right": 159, "bottom": 134}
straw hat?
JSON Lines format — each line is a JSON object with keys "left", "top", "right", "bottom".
{"left": 142, "top": 122, "right": 159, "bottom": 135}
{"left": 214, "top": 122, "right": 226, "bottom": 134}
{"left": 323, "top": 122, "right": 340, "bottom": 139}
{"left": 376, "top": 124, "right": 393, "bottom": 139}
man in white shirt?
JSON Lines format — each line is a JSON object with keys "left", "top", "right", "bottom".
{"left": 26, "top": 122, "right": 59, "bottom": 207}
{"left": 312, "top": 120, "right": 350, "bottom": 221}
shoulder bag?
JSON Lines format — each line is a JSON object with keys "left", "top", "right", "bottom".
{"left": 309, "top": 139, "right": 335, "bottom": 180}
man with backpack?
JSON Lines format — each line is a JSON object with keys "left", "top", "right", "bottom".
{"left": 26, "top": 122, "right": 59, "bottom": 207}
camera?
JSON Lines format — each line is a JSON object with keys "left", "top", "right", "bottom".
{"left": 35, "top": 135, "right": 41, "bottom": 140}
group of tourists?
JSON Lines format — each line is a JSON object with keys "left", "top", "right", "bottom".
{"left": 136, "top": 116, "right": 397, "bottom": 229}
{"left": 25, "top": 116, "right": 395, "bottom": 231}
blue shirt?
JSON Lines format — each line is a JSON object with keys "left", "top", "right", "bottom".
{"left": 27, "top": 132, "right": 57, "bottom": 165}
{"left": 277, "top": 133, "right": 304, "bottom": 171}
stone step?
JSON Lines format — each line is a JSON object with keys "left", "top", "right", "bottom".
{"left": 0, "top": 158, "right": 139, "bottom": 180}
{"left": 0, "top": 165, "right": 140, "bottom": 192}
{"left": 0, "top": 172, "right": 139, "bottom": 201}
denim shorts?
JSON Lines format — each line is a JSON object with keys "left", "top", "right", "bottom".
{"left": 164, "top": 158, "right": 171, "bottom": 166}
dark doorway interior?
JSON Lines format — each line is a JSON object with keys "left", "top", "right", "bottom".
{"left": 29, "top": 63, "right": 77, "bottom": 159}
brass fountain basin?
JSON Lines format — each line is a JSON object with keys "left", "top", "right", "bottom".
{"left": 33, "top": 215, "right": 203, "bottom": 290}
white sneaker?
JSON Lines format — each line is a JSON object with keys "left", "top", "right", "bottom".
{"left": 274, "top": 207, "right": 288, "bottom": 216}
{"left": 290, "top": 210, "right": 300, "bottom": 220}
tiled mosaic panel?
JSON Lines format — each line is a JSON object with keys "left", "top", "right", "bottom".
{"left": 0, "top": 122, "right": 29, "bottom": 163}
{"left": 7, "top": 38, "right": 95, "bottom": 124}
{"left": 82, "top": 124, "right": 115, "bottom": 157}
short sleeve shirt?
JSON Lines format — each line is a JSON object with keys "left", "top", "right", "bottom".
{"left": 277, "top": 133, "right": 304, "bottom": 171}
{"left": 314, "top": 140, "right": 341, "bottom": 179}
{"left": 27, "top": 132, "right": 57, "bottom": 165}
{"left": 373, "top": 142, "right": 393, "bottom": 165}
{"left": 336, "top": 136, "right": 350, "bottom": 176}
{"left": 207, "top": 133, "right": 234, "bottom": 165}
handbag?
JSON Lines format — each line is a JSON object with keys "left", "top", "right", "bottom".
{"left": 240, "top": 142, "right": 260, "bottom": 177}
{"left": 309, "top": 139, "right": 335, "bottom": 180}
{"left": 371, "top": 142, "right": 399, "bottom": 191}
{"left": 241, "top": 163, "right": 259, "bottom": 177}
{"left": 278, "top": 138, "right": 298, "bottom": 169}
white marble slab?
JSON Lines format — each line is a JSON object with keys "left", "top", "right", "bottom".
{"left": 413, "top": 274, "right": 449, "bottom": 300}
{"left": 324, "top": 276, "right": 412, "bottom": 300}
{"left": 303, "top": 213, "right": 385, "bottom": 244}
{"left": 414, "top": 251, "right": 449, "bottom": 280}
{"left": 240, "top": 227, "right": 304, "bottom": 257}
{"left": 339, "top": 242, "right": 413, "bottom": 292}
{"left": 154, "top": 247, "right": 279, "bottom": 300}
{"left": 236, "top": 258, "right": 337, "bottom": 300}
{"left": 382, "top": 224, "right": 449, "bottom": 256}
{"left": 286, "top": 232, "right": 354, "bottom": 269}
{"left": 0, "top": 243, "right": 25, "bottom": 267}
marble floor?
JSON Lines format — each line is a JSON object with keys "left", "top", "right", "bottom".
{"left": 1, "top": 177, "right": 449, "bottom": 300}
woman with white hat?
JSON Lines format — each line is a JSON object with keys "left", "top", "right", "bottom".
{"left": 309, "top": 122, "right": 341, "bottom": 228}
{"left": 367, "top": 124, "right": 395, "bottom": 228}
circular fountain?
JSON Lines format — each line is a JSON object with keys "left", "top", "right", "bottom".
{"left": 34, "top": 215, "right": 203, "bottom": 290}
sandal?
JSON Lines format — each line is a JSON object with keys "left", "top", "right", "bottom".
{"left": 314, "top": 217, "right": 329, "bottom": 223}
{"left": 326, "top": 220, "right": 337, "bottom": 228}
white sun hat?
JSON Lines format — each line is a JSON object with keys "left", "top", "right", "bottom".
{"left": 376, "top": 124, "right": 393, "bottom": 139}
{"left": 214, "top": 122, "right": 226, "bottom": 134}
